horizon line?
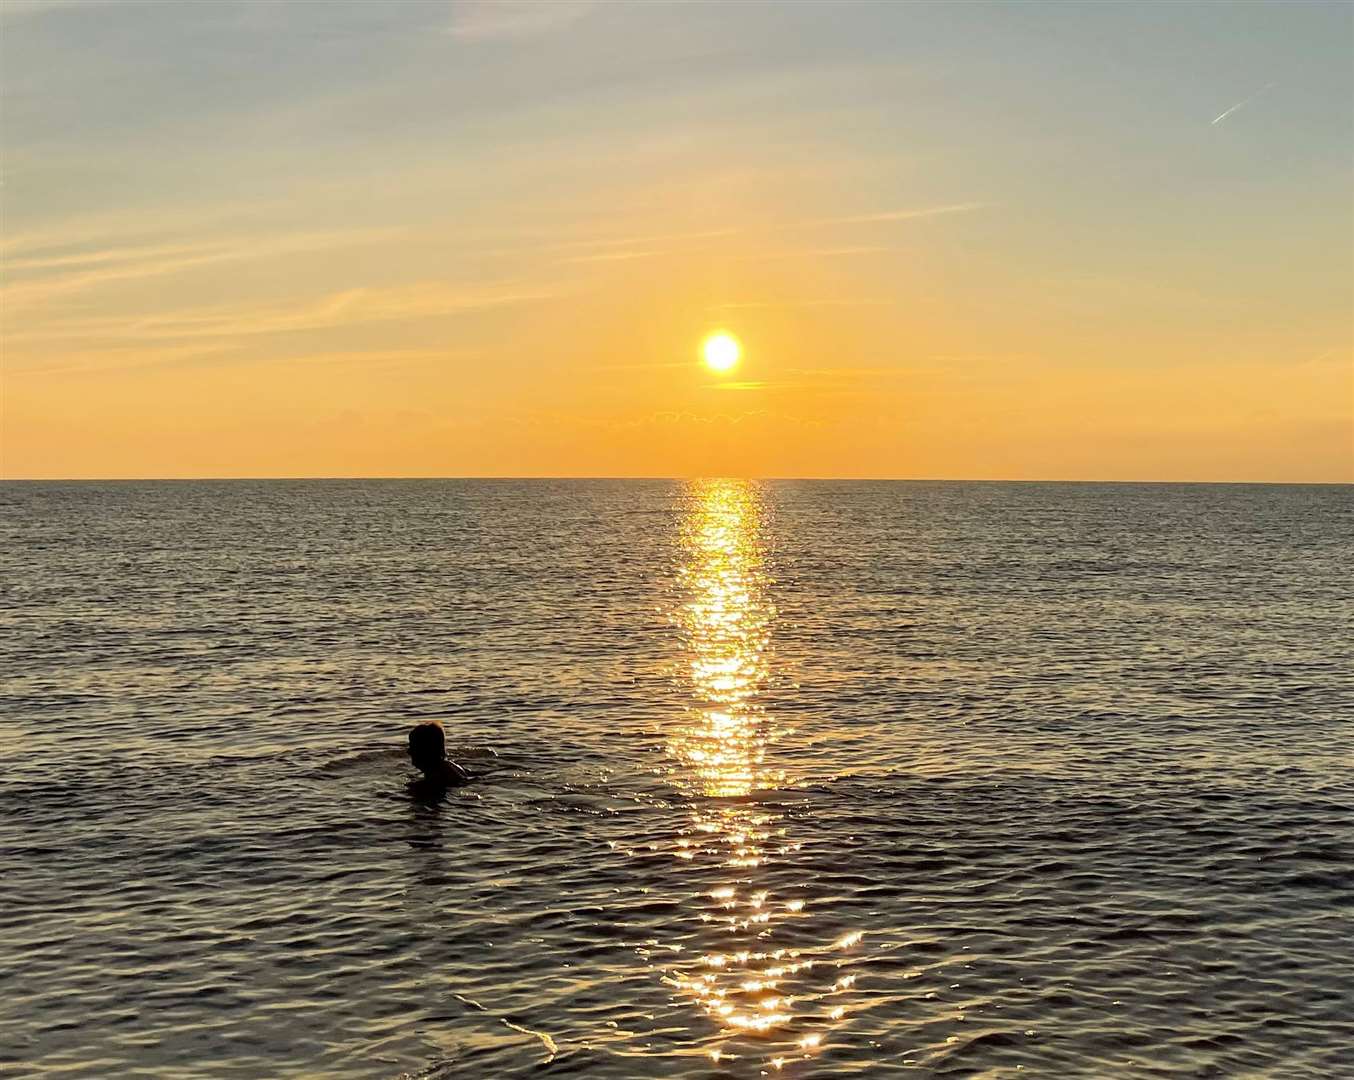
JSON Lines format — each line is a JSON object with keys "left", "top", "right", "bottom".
{"left": 2, "top": 475, "right": 1350, "bottom": 486}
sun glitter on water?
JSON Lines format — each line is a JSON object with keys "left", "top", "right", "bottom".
{"left": 702, "top": 331, "right": 741, "bottom": 374}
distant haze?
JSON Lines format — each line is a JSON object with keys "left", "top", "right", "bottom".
{"left": 1, "top": 1, "right": 1350, "bottom": 481}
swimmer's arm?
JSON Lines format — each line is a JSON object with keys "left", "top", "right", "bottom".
{"left": 448, "top": 759, "right": 472, "bottom": 783}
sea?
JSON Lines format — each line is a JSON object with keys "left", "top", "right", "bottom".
{"left": 1, "top": 479, "right": 1350, "bottom": 1079}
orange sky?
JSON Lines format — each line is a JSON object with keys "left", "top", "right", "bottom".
{"left": 2, "top": 2, "right": 1351, "bottom": 481}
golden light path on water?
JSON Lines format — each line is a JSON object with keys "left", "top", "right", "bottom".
{"left": 661, "top": 479, "right": 862, "bottom": 1071}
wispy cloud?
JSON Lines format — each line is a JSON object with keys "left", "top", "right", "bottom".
{"left": 5, "top": 343, "right": 235, "bottom": 378}
{"left": 7, "top": 344, "right": 464, "bottom": 379}
{"left": 550, "top": 202, "right": 989, "bottom": 260}
{"left": 3, "top": 241, "right": 212, "bottom": 274}
{"left": 797, "top": 202, "right": 990, "bottom": 228}
{"left": 548, "top": 226, "right": 740, "bottom": 254}
{"left": 734, "top": 246, "right": 890, "bottom": 262}
{"left": 6, "top": 281, "right": 559, "bottom": 344}
{"left": 1211, "top": 82, "right": 1277, "bottom": 125}
{"left": 2, "top": 229, "right": 398, "bottom": 311}
{"left": 561, "top": 249, "right": 662, "bottom": 265}
{"left": 448, "top": 0, "right": 597, "bottom": 41}
{"left": 564, "top": 241, "right": 892, "bottom": 266}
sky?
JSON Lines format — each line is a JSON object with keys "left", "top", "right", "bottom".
{"left": 2, "top": 0, "right": 1351, "bottom": 481}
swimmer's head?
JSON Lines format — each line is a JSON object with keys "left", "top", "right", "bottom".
{"left": 408, "top": 721, "right": 446, "bottom": 775}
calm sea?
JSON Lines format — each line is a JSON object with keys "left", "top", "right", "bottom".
{"left": 1, "top": 480, "right": 1351, "bottom": 1079}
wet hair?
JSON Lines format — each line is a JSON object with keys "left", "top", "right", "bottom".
{"left": 408, "top": 721, "right": 446, "bottom": 767}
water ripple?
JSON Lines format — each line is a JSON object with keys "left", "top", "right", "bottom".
{"left": 0, "top": 479, "right": 1350, "bottom": 1078}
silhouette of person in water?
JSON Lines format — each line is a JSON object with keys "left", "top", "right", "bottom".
{"left": 407, "top": 720, "right": 470, "bottom": 797}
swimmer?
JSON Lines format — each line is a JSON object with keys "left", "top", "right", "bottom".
{"left": 407, "top": 720, "right": 471, "bottom": 789}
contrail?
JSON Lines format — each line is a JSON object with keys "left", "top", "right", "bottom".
{"left": 1212, "top": 82, "right": 1276, "bottom": 125}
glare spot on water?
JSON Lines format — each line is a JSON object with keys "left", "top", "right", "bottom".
{"left": 650, "top": 480, "right": 865, "bottom": 1063}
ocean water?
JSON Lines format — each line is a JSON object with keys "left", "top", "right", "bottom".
{"left": 1, "top": 479, "right": 1351, "bottom": 1079}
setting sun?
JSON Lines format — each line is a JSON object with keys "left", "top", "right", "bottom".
{"left": 702, "top": 332, "right": 742, "bottom": 374}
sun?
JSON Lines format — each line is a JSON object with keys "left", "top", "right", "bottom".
{"left": 702, "top": 331, "right": 741, "bottom": 373}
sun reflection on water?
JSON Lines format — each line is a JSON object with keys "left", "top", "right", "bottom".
{"left": 670, "top": 479, "right": 778, "bottom": 802}
{"left": 659, "top": 479, "right": 862, "bottom": 1067}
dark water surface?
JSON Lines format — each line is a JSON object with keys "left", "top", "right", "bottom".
{"left": 1, "top": 480, "right": 1351, "bottom": 1079}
